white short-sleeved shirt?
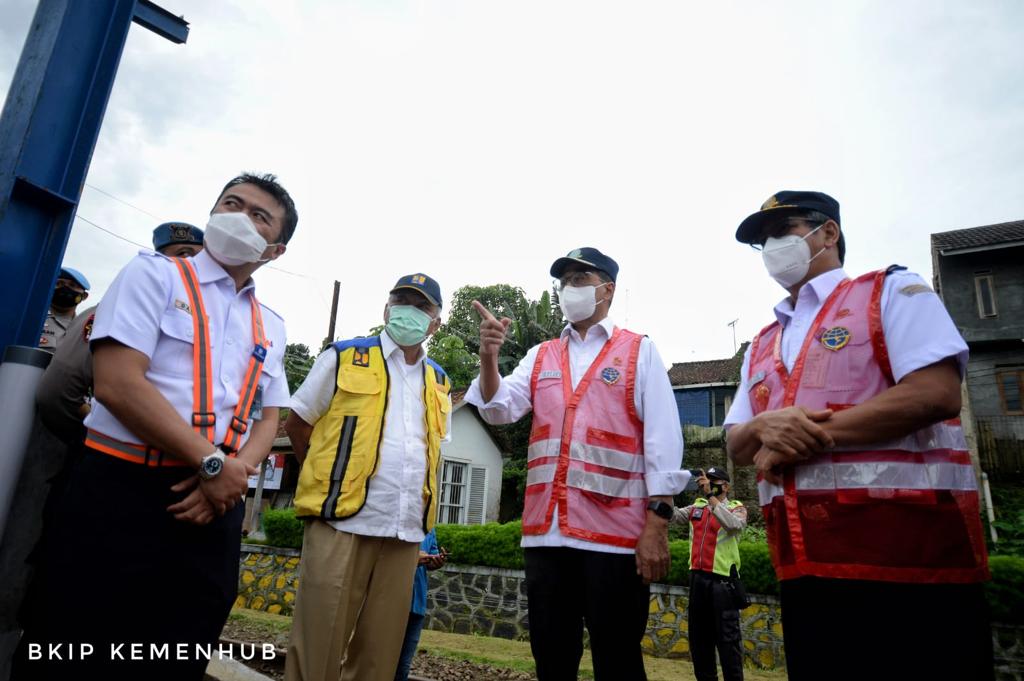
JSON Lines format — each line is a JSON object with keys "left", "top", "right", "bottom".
{"left": 84, "top": 250, "right": 289, "bottom": 447}
{"left": 465, "top": 317, "right": 689, "bottom": 554}
{"left": 290, "top": 332, "right": 452, "bottom": 544}
{"left": 724, "top": 268, "right": 969, "bottom": 426}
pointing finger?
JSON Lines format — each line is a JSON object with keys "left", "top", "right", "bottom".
{"left": 471, "top": 300, "right": 497, "bottom": 322}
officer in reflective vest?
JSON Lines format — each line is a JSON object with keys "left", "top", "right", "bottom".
{"left": 15, "top": 173, "right": 296, "bottom": 681}
{"left": 285, "top": 273, "right": 452, "bottom": 681}
{"left": 468, "top": 247, "right": 688, "bottom": 681}
{"left": 724, "top": 191, "right": 992, "bottom": 681}
{"left": 673, "top": 467, "right": 747, "bottom": 681}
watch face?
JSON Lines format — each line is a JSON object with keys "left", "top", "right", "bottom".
{"left": 203, "top": 456, "right": 224, "bottom": 477}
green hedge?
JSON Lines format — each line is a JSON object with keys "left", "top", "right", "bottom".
{"left": 249, "top": 511, "right": 1024, "bottom": 622}
{"left": 262, "top": 508, "right": 304, "bottom": 549}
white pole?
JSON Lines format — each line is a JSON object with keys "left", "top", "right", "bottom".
{"left": 981, "top": 472, "right": 998, "bottom": 545}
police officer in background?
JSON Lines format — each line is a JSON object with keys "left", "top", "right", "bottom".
{"left": 38, "top": 267, "right": 90, "bottom": 353}
{"left": 36, "top": 222, "right": 205, "bottom": 445}
{"left": 15, "top": 174, "right": 297, "bottom": 681}
{"left": 673, "top": 467, "right": 747, "bottom": 681}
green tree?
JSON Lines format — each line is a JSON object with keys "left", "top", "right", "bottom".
{"left": 284, "top": 343, "right": 314, "bottom": 393}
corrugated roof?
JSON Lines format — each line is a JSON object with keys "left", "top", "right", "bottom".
{"left": 668, "top": 342, "right": 749, "bottom": 387}
{"left": 931, "top": 220, "right": 1024, "bottom": 252}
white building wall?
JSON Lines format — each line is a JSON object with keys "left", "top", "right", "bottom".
{"left": 440, "top": 407, "right": 505, "bottom": 523}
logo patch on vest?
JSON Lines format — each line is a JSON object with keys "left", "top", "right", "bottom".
{"left": 538, "top": 370, "right": 561, "bottom": 380}
{"left": 692, "top": 508, "right": 704, "bottom": 519}
{"left": 820, "top": 326, "right": 851, "bottom": 351}
{"left": 753, "top": 383, "right": 771, "bottom": 412}
{"left": 600, "top": 367, "right": 621, "bottom": 385}
{"left": 352, "top": 348, "right": 370, "bottom": 367}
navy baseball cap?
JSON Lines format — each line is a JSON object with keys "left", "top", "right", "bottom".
{"left": 391, "top": 273, "right": 442, "bottom": 307}
{"left": 549, "top": 247, "right": 619, "bottom": 282}
{"left": 152, "top": 222, "right": 204, "bottom": 250}
{"left": 58, "top": 266, "right": 90, "bottom": 291}
{"left": 735, "top": 191, "right": 841, "bottom": 245}
{"left": 705, "top": 467, "right": 730, "bottom": 483}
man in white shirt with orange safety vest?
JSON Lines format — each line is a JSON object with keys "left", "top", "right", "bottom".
{"left": 724, "top": 191, "right": 992, "bottom": 681}
{"left": 673, "top": 467, "right": 747, "bottom": 681}
{"left": 15, "top": 173, "right": 297, "bottom": 681}
{"left": 284, "top": 273, "right": 452, "bottom": 681}
{"left": 467, "top": 247, "right": 688, "bottom": 681}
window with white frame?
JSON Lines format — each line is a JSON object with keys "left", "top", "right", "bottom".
{"left": 974, "top": 273, "right": 998, "bottom": 318}
{"left": 437, "top": 458, "right": 488, "bottom": 525}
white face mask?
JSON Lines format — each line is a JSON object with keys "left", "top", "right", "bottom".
{"left": 761, "top": 223, "right": 826, "bottom": 288}
{"left": 559, "top": 283, "right": 608, "bottom": 323}
{"left": 204, "top": 212, "right": 278, "bottom": 266}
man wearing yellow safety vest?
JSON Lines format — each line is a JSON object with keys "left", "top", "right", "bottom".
{"left": 284, "top": 273, "right": 452, "bottom": 681}
{"left": 673, "top": 467, "right": 747, "bottom": 681}
{"left": 15, "top": 173, "right": 297, "bottom": 681}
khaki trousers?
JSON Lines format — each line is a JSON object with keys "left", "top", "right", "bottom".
{"left": 285, "top": 520, "right": 420, "bottom": 681}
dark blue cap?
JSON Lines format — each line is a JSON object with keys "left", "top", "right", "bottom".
{"left": 58, "top": 266, "right": 90, "bottom": 290}
{"left": 391, "top": 273, "right": 442, "bottom": 307}
{"left": 152, "top": 222, "right": 204, "bottom": 250}
{"left": 735, "top": 191, "right": 840, "bottom": 244}
{"left": 705, "top": 466, "right": 730, "bottom": 483}
{"left": 549, "top": 247, "right": 619, "bottom": 282}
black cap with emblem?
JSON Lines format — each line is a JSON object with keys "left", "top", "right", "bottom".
{"left": 705, "top": 466, "right": 730, "bottom": 483}
{"left": 549, "top": 247, "right": 620, "bottom": 282}
{"left": 152, "top": 222, "right": 204, "bottom": 250}
{"left": 735, "top": 191, "right": 840, "bottom": 244}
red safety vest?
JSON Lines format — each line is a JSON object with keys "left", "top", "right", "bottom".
{"left": 86, "top": 257, "right": 267, "bottom": 465}
{"left": 523, "top": 328, "right": 648, "bottom": 549}
{"left": 748, "top": 267, "right": 988, "bottom": 583}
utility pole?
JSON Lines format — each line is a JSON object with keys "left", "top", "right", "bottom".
{"left": 727, "top": 318, "right": 739, "bottom": 354}
{"left": 326, "top": 280, "right": 340, "bottom": 345}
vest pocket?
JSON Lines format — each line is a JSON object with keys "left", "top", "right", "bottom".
{"left": 585, "top": 427, "right": 638, "bottom": 452}
{"left": 335, "top": 369, "right": 382, "bottom": 415}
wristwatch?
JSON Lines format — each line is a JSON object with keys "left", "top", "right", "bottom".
{"left": 198, "top": 449, "right": 227, "bottom": 481}
{"left": 646, "top": 500, "right": 673, "bottom": 520}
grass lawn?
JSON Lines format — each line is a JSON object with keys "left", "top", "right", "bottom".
{"left": 228, "top": 608, "right": 787, "bottom": 681}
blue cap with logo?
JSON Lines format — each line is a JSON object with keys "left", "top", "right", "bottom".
{"left": 58, "top": 266, "right": 90, "bottom": 291}
{"left": 391, "top": 273, "right": 442, "bottom": 307}
{"left": 152, "top": 222, "right": 204, "bottom": 250}
{"left": 549, "top": 247, "right": 619, "bottom": 282}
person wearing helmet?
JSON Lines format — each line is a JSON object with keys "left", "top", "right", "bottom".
{"left": 38, "top": 267, "right": 90, "bottom": 353}
{"left": 673, "top": 467, "right": 747, "bottom": 681}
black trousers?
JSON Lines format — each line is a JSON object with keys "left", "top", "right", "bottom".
{"left": 688, "top": 570, "right": 744, "bottom": 681}
{"left": 13, "top": 448, "right": 244, "bottom": 681}
{"left": 524, "top": 547, "right": 650, "bottom": 681}
{"left": 780, "top": 576, "right": 994, "bottom": 681}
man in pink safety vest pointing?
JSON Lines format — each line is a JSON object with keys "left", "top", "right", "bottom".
{"left": 724, "top": 191, "right": 992, "bottom": 681}
{"left": 467, "top": 247, "right": 689, "bottom": 681}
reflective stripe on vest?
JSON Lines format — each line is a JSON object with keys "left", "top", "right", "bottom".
{"left": 89, "top": 257, "right": 266, "bottom": 464}
{"left": 747, "top": 268, "right": 988, "bottom": 583}
{"left": 523, "top": 328, "right": 648, "bottom": 548}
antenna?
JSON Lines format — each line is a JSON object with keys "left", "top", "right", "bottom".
{"left": 727, "top": 318, "right": 739, "bottom": 354}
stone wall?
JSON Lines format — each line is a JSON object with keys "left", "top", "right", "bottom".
{"left": 236, "top": 545, "right": 1024, "bottom": 678}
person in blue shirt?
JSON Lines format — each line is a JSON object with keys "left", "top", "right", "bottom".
{"left": 394, "top": 528, "right": 448, "bottom": 681}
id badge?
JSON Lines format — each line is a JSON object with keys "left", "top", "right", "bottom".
{"left": 250, "top": 386, "right": 264, "bottom": 421}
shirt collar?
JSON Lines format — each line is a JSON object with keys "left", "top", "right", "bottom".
{"left": 190, "top": 250, "right": 254, "bottom": 291}
{"left": 560, "top": 316, "right": 615, "bottom": 342}
{"left": 379, "top": 331, "right": 424, "bottom": 365}
{"left": 772, "top": 268, "right": 848, "bottom": 326}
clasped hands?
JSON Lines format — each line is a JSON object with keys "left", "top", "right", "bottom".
{"left": 752, "top": 406, "right": 834, "bottom": 485}
{"left": 167, "top": 456, "right": 258, "bottom": 526}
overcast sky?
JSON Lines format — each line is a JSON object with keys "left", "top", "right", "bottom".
{"left": 2, "top": 0, "right": 1022, "bottom": 366}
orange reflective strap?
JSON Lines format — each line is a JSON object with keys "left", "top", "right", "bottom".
{"left": 172, "top": 258, "right": 215, "bottom": 443}
{"left": 223, "top": 295, "right": 268, "bottom": 454}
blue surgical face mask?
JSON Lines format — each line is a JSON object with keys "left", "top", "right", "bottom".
{"left": 385, "top": 305, "right": 435, "bottom": 346}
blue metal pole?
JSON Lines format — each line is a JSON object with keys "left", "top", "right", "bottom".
{"left": 0, "top": 0, "right": 187, "bottom": 356}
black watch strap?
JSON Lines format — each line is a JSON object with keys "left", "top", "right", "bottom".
{"left": 647, "top": 500, "right": 673, "bottom": 520}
